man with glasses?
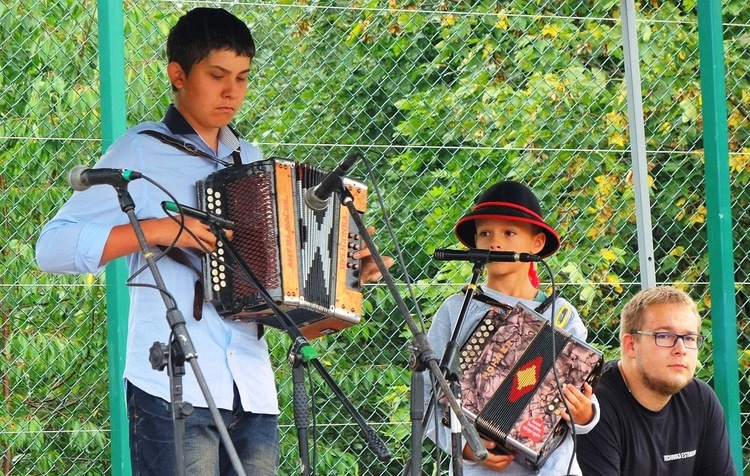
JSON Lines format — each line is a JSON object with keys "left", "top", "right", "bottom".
{"left": 578, "top": 286, "right": 735, "bottom": 475}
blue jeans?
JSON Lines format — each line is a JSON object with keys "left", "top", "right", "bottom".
{"left": 127, "top": 381, "right": 279, "bottom": 475}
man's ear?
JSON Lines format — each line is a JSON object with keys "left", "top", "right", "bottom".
{"left": 167, "top": 62, "right": 186, "bottom": 90}
{"left": 622, "top": 332, "right": 637, "bottom": 358}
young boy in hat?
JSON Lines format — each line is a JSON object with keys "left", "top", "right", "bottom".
{"left": 424, "top": 180, "right": 599, "bottom": 475}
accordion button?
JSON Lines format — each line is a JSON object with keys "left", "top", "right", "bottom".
{"left": 213, "top": 284, "right": 221, "bottom": 292}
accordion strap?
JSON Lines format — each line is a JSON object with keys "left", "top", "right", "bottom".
{"left": 464, "top": 286, "right": 557, "bottom": 314}
{"left": 157, "top": 246, "right": 203, "bottom": 321}
{"left": 138, "top": 129, "right": 243, "bottom": 167}
{"left": 158, "top": 245, "right": 265, "bottom": 338}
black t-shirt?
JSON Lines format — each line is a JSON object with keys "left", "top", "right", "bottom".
{"left": 577, "top": 360, "right": 736, "bottom": 476}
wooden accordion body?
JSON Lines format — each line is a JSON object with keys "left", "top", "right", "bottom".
{"left": 196, "top": 158, "right": 367, "bottom": 339}
{"left": 452, "top": 303, "right": 603, "bottom": 472}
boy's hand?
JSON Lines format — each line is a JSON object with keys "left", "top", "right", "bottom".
{"left": 463, "top": 439, "right": 514, "bottom": 472}
{"left": 153, "top": 216, "right": 233, "bottom": 252}
{"left": 353, "top": 226, "right": 395, "bottom": 284}
{"left": 560, "top": 382, "right": 594, "bottom": 425}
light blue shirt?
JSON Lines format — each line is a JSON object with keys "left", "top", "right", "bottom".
{"left": 423, "top": 285, "right": 599, "bottom": 476}
{"left": 36, "top": 106, "right": 279, "bottom": 414}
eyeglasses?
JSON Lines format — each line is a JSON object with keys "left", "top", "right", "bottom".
{"left": 630, "top": 330, "right": 704, "bottom": 349}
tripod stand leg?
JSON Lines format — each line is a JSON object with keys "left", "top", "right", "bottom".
{"left": 409, "top": 370, "right": 424, "bottom": 475}
{"left": 450, "top": 381, "right": 464, "bottom": 476}
{"left": 292, "top": 351, "right": 312, "bottom": 476}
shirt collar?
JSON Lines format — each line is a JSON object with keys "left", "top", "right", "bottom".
{"left": 162, "top": 104, "right": 241, "bottom": 156}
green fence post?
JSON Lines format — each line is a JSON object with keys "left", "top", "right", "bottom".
{"left": 98, "top": 0, "right": 131, "bottom": 474}
{"left": 696, "top": 0, "right": 743, "bottom": 472}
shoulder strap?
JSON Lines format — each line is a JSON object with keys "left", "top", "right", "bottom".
{"left": 462, "top": 286, "right": 512, "bottom": 312}
{"left": 463, "top": 286, "right": 558, "bottom": 314}
{"left": 138, "top": 129, "right": 242, "bottom": 166}
{"left": 534, "top": 292, "right": 557, "bottom": 314}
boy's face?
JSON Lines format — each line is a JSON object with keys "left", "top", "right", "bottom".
{"left": 168, "top": 48, "right": 251, "bottom": 140}
{"left": 474, "top": 218, "right": 545, "bottom": 255}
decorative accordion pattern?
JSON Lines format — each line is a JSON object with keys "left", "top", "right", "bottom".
{"left": 196, "top": 158, "right": 367, "bottom": 339}
{"left": 453, "top": 303, "right": 603, "bottom": 472}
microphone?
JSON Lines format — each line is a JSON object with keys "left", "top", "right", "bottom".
{"left": 433, "top": 248, "right": 541, "bottom": 263}
{"left": 162, "top": 201, "right": 236, "bottom": 230}
{"left": 304, "top": 153, "right": 360, "bottom": 211}
{"left": 67, "top": 165, "right": 143, "bottom": 191}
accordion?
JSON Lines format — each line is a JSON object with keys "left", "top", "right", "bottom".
{"left": 196, "top": 158, "right": 367, "bottom": 339}
{"left": 448, "top": 302, "right": 603, "bottom": 472}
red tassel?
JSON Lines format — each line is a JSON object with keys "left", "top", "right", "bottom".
{"left": 529, "top": 262, "right": 540, "bottom": 288}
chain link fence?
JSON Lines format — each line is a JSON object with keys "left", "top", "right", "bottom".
{"left": 2, "top": 0, "right": 749, "bottom": 474}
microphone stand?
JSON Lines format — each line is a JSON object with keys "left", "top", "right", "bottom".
{"left": 403, "top": 261, "right": 485, "bottom": 475}
{"left": 334, "top": 184, "right": 490, "bottom": 472}
{"left": 443, "top": 261, "right": 485, "bottom": 476}
{"left": 111, "top": 183, "right": 246, "bottom": 476}
{"left": 206, "top": 222, "right": 392, "bottom": 475}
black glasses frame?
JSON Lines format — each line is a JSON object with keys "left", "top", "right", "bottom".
{"left": 630, "top": 330, "right": 704, "bottom": 349}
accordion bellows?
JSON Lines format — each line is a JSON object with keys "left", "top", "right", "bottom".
{"left": 196, "top": 158, "right": 367, "bottom": 339}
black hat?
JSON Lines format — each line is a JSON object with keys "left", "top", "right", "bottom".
{"left": 454, "top": 180, "right": 560, "bottom": 258}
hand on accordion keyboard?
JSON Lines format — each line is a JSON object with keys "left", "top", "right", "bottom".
{"left": 463, "top": 438, "right": 515, "bottom": 471}
{"left": 560, "top": 382, "right": 595, "bottom": 426}
{"left": 353, "top": 226, "right": 395, "bottom": 284}
{"left": 153, "top": 215, "right": 234, "bottom": 253}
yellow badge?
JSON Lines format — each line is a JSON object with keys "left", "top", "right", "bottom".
{"left": 554, "top": 304, "right": 572, "bottom": 328}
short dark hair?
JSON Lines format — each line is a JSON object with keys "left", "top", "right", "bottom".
{"left": 167, "top": 7, "right": 255, "bottom": 76}
{"left": 619, "top": 286, "right": 700, "bottom": 340}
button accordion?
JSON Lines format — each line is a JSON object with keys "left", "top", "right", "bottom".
{"left": 196, "top": 158, "right": 367, "bottom": 339}
{"left": 448, "top": 302, "right": 603, "bottom": 471}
